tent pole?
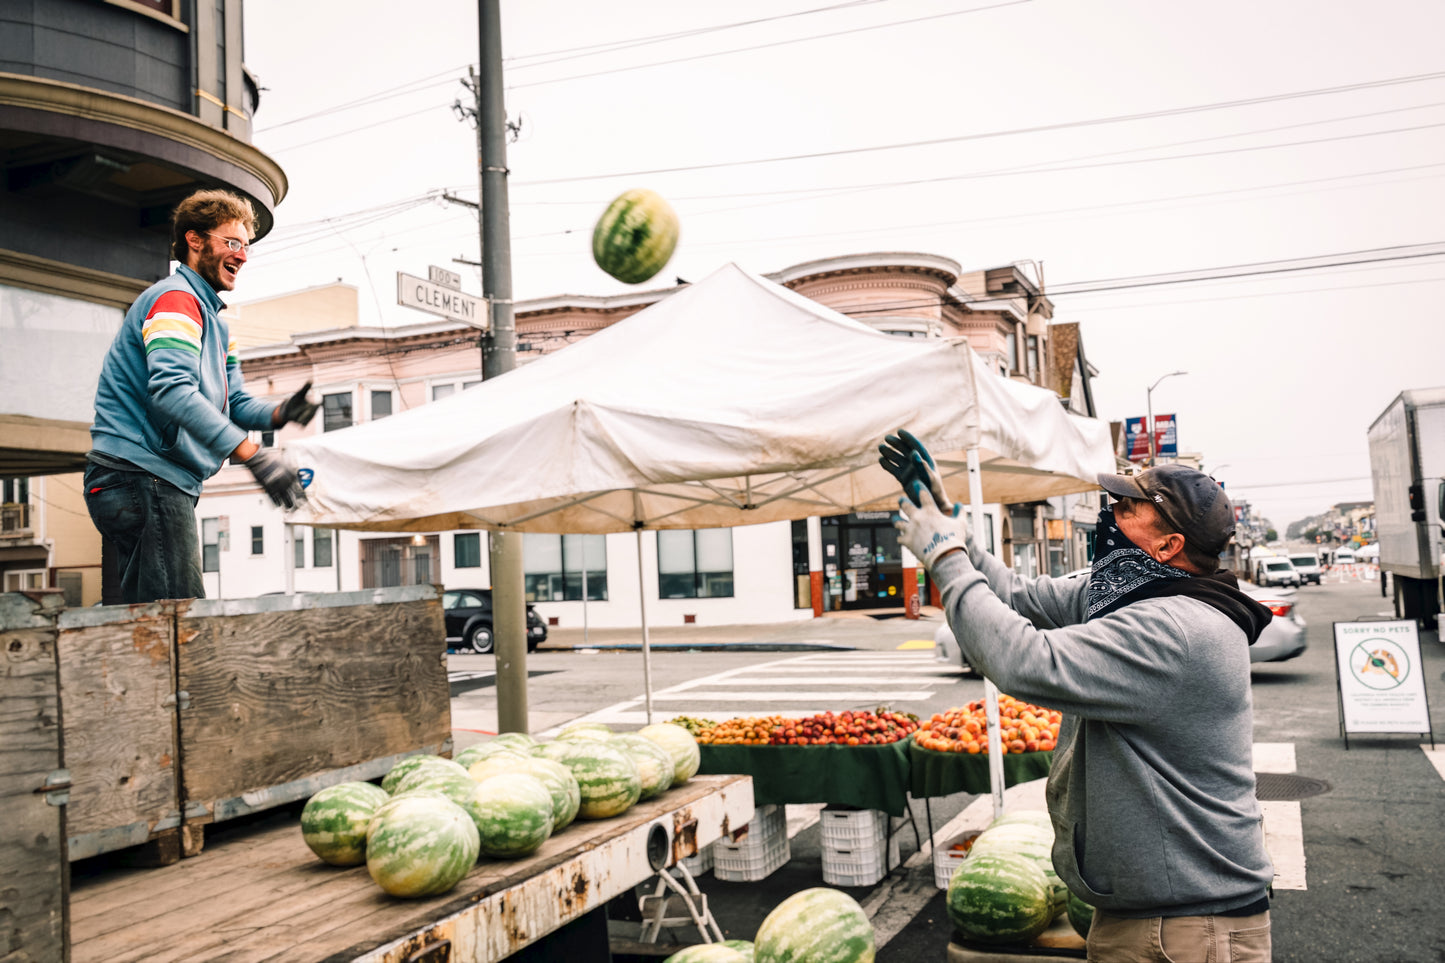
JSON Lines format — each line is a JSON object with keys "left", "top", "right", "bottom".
{"left": 284, "top": 523, "right": 296, "bottom": 595}
{"left": 635, "top": 528, "right": 654, "bottom": 724}
{"left": 967, "top": 448, "right": 1007, "bottom": 820}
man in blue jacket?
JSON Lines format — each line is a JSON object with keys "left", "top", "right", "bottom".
{"left": 881, "top": 431, "right": 1274, "bottom": 962}
{"left": 86, "top": 190, "right": 318, "bottom": 604}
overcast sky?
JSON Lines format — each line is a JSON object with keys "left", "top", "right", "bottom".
{"left": 239, "top": 0, "right": 1445, "bottom": 532}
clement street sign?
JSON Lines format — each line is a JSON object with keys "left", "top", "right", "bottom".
{"left": 397, "top": 271, "right": 488, "bottom": 329}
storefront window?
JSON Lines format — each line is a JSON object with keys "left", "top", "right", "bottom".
{"left": 525, "top": 533, "right": 607, "bottom": 601}
{"left": 657, "top": 529, "right": 733, "bottom": 599}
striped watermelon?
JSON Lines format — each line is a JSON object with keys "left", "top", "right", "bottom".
{"left": 637, "top": 722, "right": 701, "bottom": 785}
{"left": 533, "top": 740, "right": 641, "bottom": 819}
{"left": 754, "top": 887, "right": 875, "bottom": 963}
{"left": 382, "top": 754, "right": 459, "bottom": 794}
{"left": 367, "top": 790, "right": 452, "bottom": 844}
{"left": 662, "top": 946, "right": 748, "bottom": 963}
{"left": 719, "top": 940, "right": 755, "bottom": 962}
{"left": 455, "top": 742, "right": 527, "bottom": 770}
{"left": 390, "top": 758, "right": 471, "bottom": 796}
{"left": 610, "top": 734, "right": 675, "bottom": 800}
{"left": 469, "top": 773, "right": 555, "bottom": 858}
{"left": 946, "top": 852, "right": 1053, "bottom": 945}
{"left": 466, "top": 753, "right": 528, "bottom": 784}
{"left": 970, "top": 822, "right": 1067, "bottom": 912}
{"left": 1066, "top": 891, "right": 1094, "bottom": 938}
{"left": 557, "top": 722, "right": 614, "bottom": 743}
{"left": 591, "top": 189, "right": 679, "bottom": 285}
{"left": 366, "top": 794, "right": 480, "bottom": 898}
{"left": 492, "top": 732, "right": 537, "bottom": 751}
{"left": 300, "top": 781, "right": 389, "bottom": 866}
{"left": 513, "top": 757, "right": 582, "bottom": 832}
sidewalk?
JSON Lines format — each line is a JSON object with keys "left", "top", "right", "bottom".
{"left": 536, "top": 607, "right": 946, "bottom": 652}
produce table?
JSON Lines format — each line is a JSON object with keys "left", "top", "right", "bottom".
{"left": 909, "top": 742, "right": 1054, "bottom": 798}
{"left": 697, "top": 740, "right": 913, "bottom": 816}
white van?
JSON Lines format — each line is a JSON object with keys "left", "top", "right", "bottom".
{"left": 1333, "top": 549, "right": 1356, "bottom": 565}
{"left": 1254, "top": 558, "right": 1301, "bottom": 588}
{"left": 1288, "top": 553, "right": 1323, "bottom": 585}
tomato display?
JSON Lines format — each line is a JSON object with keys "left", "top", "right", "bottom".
{"left": 913, "top": 695, "right": 1061, "bottom": 754}
{"left": 694, "top": 709, "right": 920, "bottom": 746}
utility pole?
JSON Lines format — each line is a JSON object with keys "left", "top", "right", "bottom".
{"left": 475, "top": 0, "right": 527, "bottom": 734}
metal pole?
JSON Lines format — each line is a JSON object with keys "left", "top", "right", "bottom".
{"left": 1146, "top": 388, "right": 1156, "bottom": 467}
{"left": 581, "top": 540, "right": 590, "bottom": 647}
{"left": 478, "top": 0, "right": 527, "bottom": 734}
{"left": 636, "top": 529, "right": 654, "bottom": 724}
{"left": 966, "top": 448, "right": 1006, "bottom": 820}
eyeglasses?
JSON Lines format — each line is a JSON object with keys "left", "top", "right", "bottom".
{"left": 205, "top": 233, "right": 251, "bottom": 253}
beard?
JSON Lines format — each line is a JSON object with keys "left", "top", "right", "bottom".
{"left": 194, "top": 246, "right": 238, "bottom": 292}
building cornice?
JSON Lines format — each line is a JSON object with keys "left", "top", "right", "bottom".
{"left": 767, "top": 252, "right": 961, "bottom": 287}
{"left": 0, "top": 246, "right": 148, "bottom": 309}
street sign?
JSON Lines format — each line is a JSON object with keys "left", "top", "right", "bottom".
{"left": 428, "top": 265, "right": 462, "bottom": 290}
{"left": 1333, "top": 619, "right": 1434, "bottom": 748}
{"left": 397, "top": 272, "right": 488, "bottom": 329}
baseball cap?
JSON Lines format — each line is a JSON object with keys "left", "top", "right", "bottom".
{"left": 1097, "top": 464, "right": 1235, "bottom": 554}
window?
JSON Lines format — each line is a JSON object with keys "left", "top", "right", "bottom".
{"left": 251, "top": 526, "right": 264, "bottom": 555}
{"left": 524, "top": 534, "right": 607, "bottom": 601}
{"left": 371, "top": 390, "right": 393, "bottom": 420}
{"left": 463, "top": 380, "right": 481, "bottom": 390}
{"left": 432, "top": 384, "right": 455, "bottom": 401}
{"left": 323, "top": 392, "right": 353, "bottom": 432}
{"left": 294, "top": 532, "right": 305, "bottom": 569}
{"left": 57, "top": 571, "right": 83, "bottom": 607}
{"left": 314, "top": 527, "right": 333, "bottom": 568}
{"left": 214, "top": 0, "right": 227, "bottom": 104}
{"left": 2, "top": 477, "right": 28, "bottom": 504}
{"left": 983, "top": 512, "right": 995, "bottom": 554}
{"left": 201, "top": 517, "right": 220, "bottom": 573}
{"left": 259, "top": 430, "right": 275, "bottom": 448}
{"left": 791, "top": 519, "right": 812, "bottom": 609}
{"left": 1027, "top": 335, "right": 1040, "bottom": 381}
{"left": 1004, "top": 331, "right": 1018, "bottom": 372}
{"left": 657, "top": 529, "right": 733, "bottom": 599}
{"left": 455, "top": 532, "right": 482, "bottom": 568}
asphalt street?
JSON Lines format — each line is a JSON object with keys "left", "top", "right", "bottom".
{"left": 447, "top": 575, "right": 1445, "bottom": 962}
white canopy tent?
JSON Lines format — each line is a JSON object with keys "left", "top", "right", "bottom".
{"left": 288, "top": 262, "right": 1117, "bottom": 814}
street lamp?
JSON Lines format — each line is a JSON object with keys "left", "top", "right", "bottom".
{"left": 1146, "top": 370, "right": 1187, "bottom": 466}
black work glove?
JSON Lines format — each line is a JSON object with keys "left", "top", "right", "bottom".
{"left": 244, "top": 448, "right": 305, "bottom": 509}
{"left": 276, "top": 381, "right": 321, "bottom": 427}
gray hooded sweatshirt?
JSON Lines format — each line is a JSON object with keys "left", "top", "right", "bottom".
{"left": 931, "top": 542, "right": 1273, "bottom": 918}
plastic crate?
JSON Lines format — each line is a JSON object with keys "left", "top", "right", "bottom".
{"left": 822, "top": 844, "right": 887, "bottom": 887}
{"left": 715, "top": 833, "right": 790, "bottom": 881}
{"left": 677, "top": 842, "right": 713, "bottom": 876}
{"left": 819, "top": 807, "right": 888, "bottom": 848}
{"left": 934, "top": 831, "right": 981, "bottom": 890}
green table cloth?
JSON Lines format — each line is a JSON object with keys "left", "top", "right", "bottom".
{"left": 697, "top": 740, "right": 913, "bottom": 816}
{"left": 907, "top": 741, "right": 1053, "bottom": 798}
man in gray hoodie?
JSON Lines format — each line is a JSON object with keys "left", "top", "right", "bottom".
{"left": 880, "top": 431, "right": 1274, "bottom": 962}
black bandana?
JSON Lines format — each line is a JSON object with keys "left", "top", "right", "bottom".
{"left": 1086, "top": 506, "right": 1190, "bottom": 619}
{"left": 1086, "top": 506, "right": 1274, "bottom": 644}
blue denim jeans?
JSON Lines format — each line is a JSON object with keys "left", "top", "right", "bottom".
{"left": 84, "top": 461, "right": 204, "bottom": 604}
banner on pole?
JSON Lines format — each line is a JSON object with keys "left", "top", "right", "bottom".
{"left": 1124, "top": 414, "right": 1178, "bottom": 462}
{"left": 1333, "top": 620, "right": 1433, "bottom": 742}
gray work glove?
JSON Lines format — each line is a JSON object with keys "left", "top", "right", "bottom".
{"left": 245, "top": 448, "right": 305, "bottom": 509}
{"left": 277, "top": 381, "right": 321, "bottom": 427}
{"left": 878, "top": 428, "right": 957, "bottom": 513}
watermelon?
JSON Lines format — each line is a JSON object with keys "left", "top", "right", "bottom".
{"left": 946, "top": 852, "right": 1053, "bottom": 945}
{"left": 970, "top": 822, "right": 1067, "bottom": 912}
{"left": 662, "top": 946, "right": 747, "bottom": 963}
{"left": 533, "top": 740, "right": 641, "bottom": 819}
{"left": 469, "top": 773, "right": 555, "bottom": 858}
{"left": 466, "top": 753, "right": 528, "bottom": 784}
{"left": 492, "top": 731, "right": 537, "bottom": 751}
{"left": 610, "top": 734, "right": 675, "bottom": 800}
{"left": 591, "top": 188, "right": 680, "bottom": 285}
{"left": 300, "top": 781, "right": 389, "bottom": 866}
{"left": 557, "top": 722, "right": 614, "bottom": 743}
{"left": 390, "top": 757, "right": 471, "bottom": 796}
{"left": 1066, "top": 891, "right": 1094, "bottom": 938}
{"left": 455, "top": 742, "right": 528, "bottom": 770}
{"left": 365, "top": 794, "right": 480, "bottom": 898}
{"left": 754, "top": 887, "right": 875, "bottom": 963}
{"left": 367, "top": 790, "right": 452, "bottom": 844}
{"left": 720, "top": 939, "right": 755, "bottom": 962}
{"left": 381, "top": 754, "right": 458, "bottom": 794}
{"left": 513, "top": 757, "right": 582, "bottom": 832}
{"left": 988, "top": 810, "right": 1054, "bottom": 833}
{"left": 637, "top": 722, "right": 701, "bottom": 785}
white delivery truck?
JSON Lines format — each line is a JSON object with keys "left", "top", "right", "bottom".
{"left": 1367, "top": 388, "right": 1445, "bottom": 629}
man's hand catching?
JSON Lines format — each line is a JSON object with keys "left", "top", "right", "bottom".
{"left": 879, "top": 428, "right": 955, "bottom": 511}
{"left": 275, "top": 381, "right": 321, "bottom": 428}
{"left": 244, "top": 448, "right": 305, "bottom": 509}
{"left": 894, "top": 487, "right": 967, "bottom": 568}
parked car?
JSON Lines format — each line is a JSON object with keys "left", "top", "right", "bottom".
{"left": 932, "top": 569, "right": 1306, "bottom": 667}
{"left": 442, "top": 588, "right": 548, "bottom": 653}
{"left": 1253, "top": 558, "right": 1301, "bottom": 588}
{"left": 1287, "top": 553, "right": 1323, "bottom": 585}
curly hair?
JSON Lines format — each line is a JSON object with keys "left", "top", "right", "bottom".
{"left": 170, "top": 190, "right": 257, "bottom": 261}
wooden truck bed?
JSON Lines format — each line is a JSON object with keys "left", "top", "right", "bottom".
{"left": 69, "top": 774, "right": 754, "bottom": 963}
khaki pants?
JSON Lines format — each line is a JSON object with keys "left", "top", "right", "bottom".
{"left": 1087, "top": 911, "right": 1271, "bottom": 963}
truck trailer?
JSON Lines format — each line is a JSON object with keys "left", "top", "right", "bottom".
{"left": 1367, "top": 388, "right": 1445, "bottom": 629}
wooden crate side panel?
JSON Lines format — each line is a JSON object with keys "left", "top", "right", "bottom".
{"left": 177, "top": 597, "right": 449, "bottom": 810}
{"left": 56, "top": 606, "right": 179, "bottom": 847}
{"left": 0, "top": 594, "right": 68, "bottom": 963}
